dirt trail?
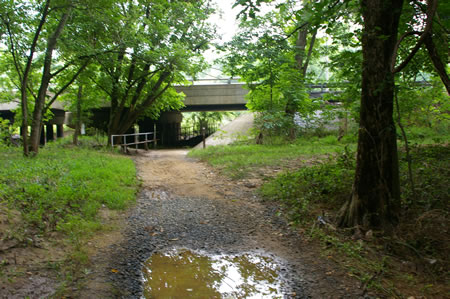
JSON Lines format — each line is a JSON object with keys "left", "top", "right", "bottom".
{"left": 77, "top": 149, "right": 368, "bottom": 298}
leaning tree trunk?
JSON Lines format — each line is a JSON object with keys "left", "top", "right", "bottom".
{"left": 339, "top": 0, "right": 403, "bottom": 229}
{"left": 29, "top": 9, "right": 71, "bottom": 154}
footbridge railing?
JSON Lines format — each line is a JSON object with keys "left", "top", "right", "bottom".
{"left": 111, "top": 132, "right": 157, "bottom": 151}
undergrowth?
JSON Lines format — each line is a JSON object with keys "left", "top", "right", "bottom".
{"left": 0, "top": 138, "right": 137, "bottom": 241}
{"left": 259, "top": 146, "right": 355, "bottom": 224}
{"left": 260, "top": 143, "right": 449, "bottom": 297}
{"left": 191, "top": 131, "right": 449, "bottom": 297}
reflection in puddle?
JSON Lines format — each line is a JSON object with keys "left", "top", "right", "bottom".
{"left": 142, "top": 249, "right": 287, "bottom": 298}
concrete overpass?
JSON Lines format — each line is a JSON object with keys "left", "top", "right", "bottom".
{"left": 0, "top": 101, "right": 66, "bottom": 144}
{"left": 176, "top": 82, "right": 248, "bottom": 111}
{"left": 175, "top": 80, "right": 338, "bottom": 112}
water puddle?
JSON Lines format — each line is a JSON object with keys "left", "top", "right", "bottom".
{"left": 142, "top": 249, "right": 289, "bottom": 298}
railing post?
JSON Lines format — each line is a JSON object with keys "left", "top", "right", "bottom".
{"left": 202, "top": 127, "right": 206, "bottom": 149}
{"left": 153, "top": 123, "right": 157, "bottom": 149}
{"left": 145, "top": 133, "right": 149, "bottom": 150}
{"left": 135, "top": 133, "right": 138, "bottom": 149}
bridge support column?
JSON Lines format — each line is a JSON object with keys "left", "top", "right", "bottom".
{"left": 40, "top": 125, "right": 46, "bottom": 145}
{"left": 46, "top": 124, "right": 55, "bottom": 141}
{"left": 138, "top": 119, "right": 157, "bottom": 149}
{"left": 158, "top": 111, "right": 182, "bottom": 146}
{"left": 57, "top": 124, "right": 64, "bottom": 138}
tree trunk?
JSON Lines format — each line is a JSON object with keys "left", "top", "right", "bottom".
{"left": 285, "top": 28, "right": 317, "bottom": 140}
{"left": 339, "top": 0, "right": 403, "bottom": 230}
{"left": 107, "top": 73, "right": 171, "bottom": 144}
{"left": 285, "top": 29, "right": 309, "bottom": 140}
{"left": 7, "top": 0, "right": 51, "bottom": 156}
{"left": 20, "top": 82, "right": 30, "bottom": 156}
{"left": 73, "top": 85, "right": 83, "bottom": 145}
{"left": 29, "top": 8, "right": 72, "bottom": 154}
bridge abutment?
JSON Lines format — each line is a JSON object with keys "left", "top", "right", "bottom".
{"left": 158, "top": 112, "right": 182, "bottom": 146}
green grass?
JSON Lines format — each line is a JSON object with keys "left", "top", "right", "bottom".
{"left": 189, "top": 134, "right": 357, "bottom": 179}
{"left": 0, "top": 140, "right": 137, "bottom": 237}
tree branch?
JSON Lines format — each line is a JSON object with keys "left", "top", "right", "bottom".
{"left": 129, "top": 64, "right": 151, "bottom": 108}
{"left": 303, "top": 30, "right": 317, "bottom": 77}
{"left": 88, "top": 76, "right": 111, "bottom": 96}
{"left": 391, "top": 0, "right": 438, "bottom": 74}
{"left": 44, "top": 60, "right": 90, "bottom": 112}
{"left": 2, "top": 15, "right": 24, "bottom": 82}
{"left": 424, "top": 34, "right": 450, "bottom": 94}
{"left": 140, "top": 71, "right": 171, "bottom": 108}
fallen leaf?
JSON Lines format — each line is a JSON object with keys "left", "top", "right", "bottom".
{"left": 169, "top": 238, "right": 179, "bottom": 241}
{"left": 111, "top": 269, "right": 119, "bottom": 273}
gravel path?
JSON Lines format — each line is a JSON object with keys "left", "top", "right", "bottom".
{"left": 83, "top": 149, "right": 367, "bottom": 298}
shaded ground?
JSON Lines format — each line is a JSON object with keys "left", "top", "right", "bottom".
{"left": 77, "top": 149, "right": 372, "bottom": 298}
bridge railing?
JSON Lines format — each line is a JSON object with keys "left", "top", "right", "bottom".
{"left": 178, "top": 125, "right": 218, "bottom": 141}
{"left": 111, "top": 132, "right": 157, "bottom": 151}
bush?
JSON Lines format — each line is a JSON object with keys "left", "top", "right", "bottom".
{"left": 253, "top": 111, "right": 297, "bottom": 142}
{"left": 260, "top": 148, "right": 355, "bottom": 224}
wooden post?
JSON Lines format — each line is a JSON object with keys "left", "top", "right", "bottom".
{"left": 153, "top": 123, "right": 157, "bottom": 149}
{"left": 145, "top": 133, "right": 149, "bottom": 150}
{"left": 202, "top": 127, "right": 206, "bottom": 149}
{"left": 135, "top": 132, "right": 138, "bottom": 149}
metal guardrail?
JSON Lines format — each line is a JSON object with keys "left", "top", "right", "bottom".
{"left": 111, "top": 132, "right": 157, "bottom": 151}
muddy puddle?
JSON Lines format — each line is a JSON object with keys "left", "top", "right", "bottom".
{"left": 141, "top": 249, "right": 290, "bottom": 298}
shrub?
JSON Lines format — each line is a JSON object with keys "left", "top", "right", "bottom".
{"left": 260, "top": 148, "right": 355, "bottom": 224}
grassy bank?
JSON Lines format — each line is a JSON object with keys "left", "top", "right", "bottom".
{"left": 0, "top": 140, "right": 137, "bottom": 236}
{"left": 0, "top": 137, "right": 138, "bottom": 291}
{"left": 189, "top": 133, "right": 449, "bottom": 298}
{"left": 189, "top": 134, "right": 357, "bottom": 179}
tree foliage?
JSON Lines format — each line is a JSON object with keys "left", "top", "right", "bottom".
{"left": 0, "top": 0, "right": 109, "bottom": 154}
{"left": 231, "top": 0, "right": 449, "bottom": 230}
{"left": 219, "top": 4, "right": 316, "bottom": 139}
{"left": 0, "top": 0, "right": 216, "bottom": 152}
{"left": 88, "top": 0, "right": 215, "bottom": 140}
